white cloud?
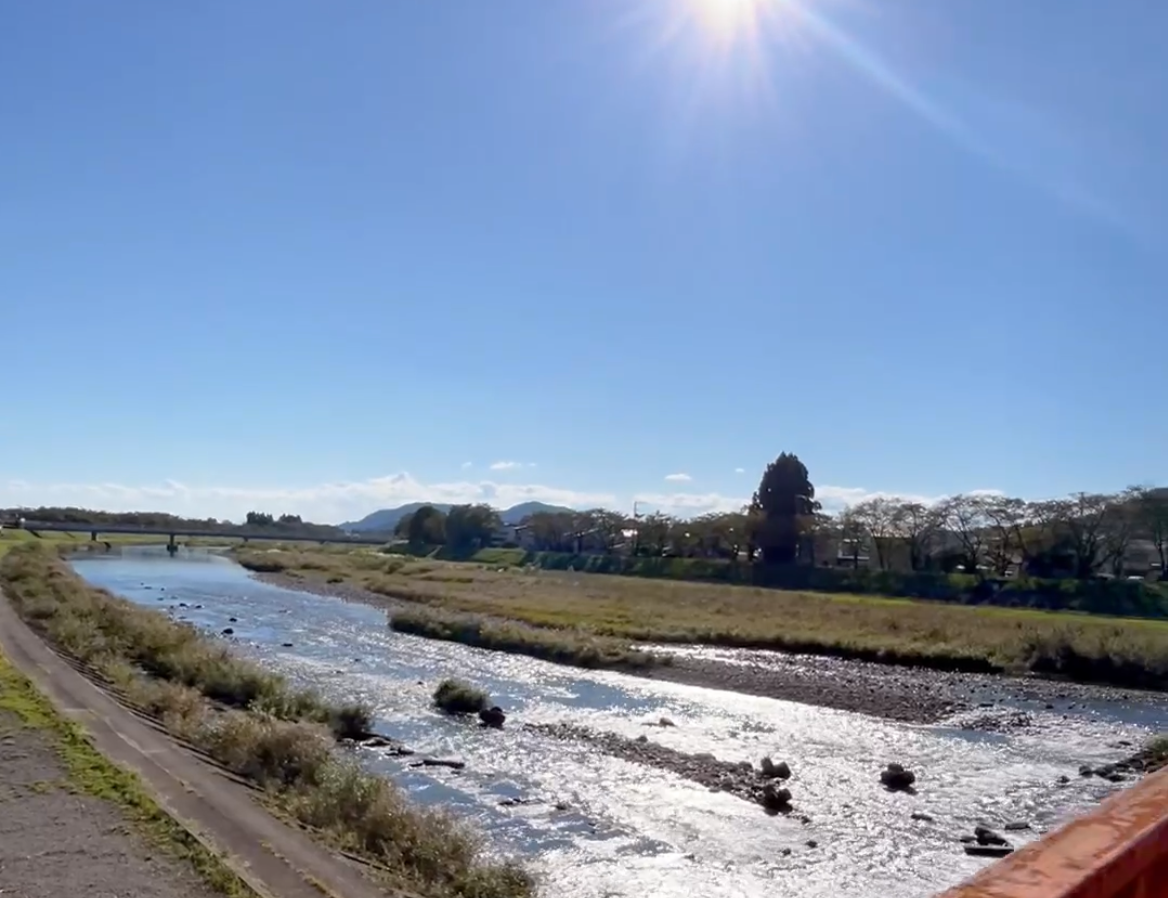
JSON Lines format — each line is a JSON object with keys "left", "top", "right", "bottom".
{"left": 635, "top": 491, "right": 747, "bottom": 516}
{"left": 0, "top": 474, "right": 1007, "bottom": 525}
{"left": 489, "top": 461, "right": 523, "bottom": 471}
{"left": 734, "top": 468, "right": 745, "bottom": 474}
{"left": 814, "top": 485, "right": 1005, "bottom": 511}
{"left": 460, "top": 462, "right": 473, "bottom": 470}
{"left": 663, "top": 473, "right": 692, "bottom": 482}
{"left": 0, "top": 475, "right": 617, "bottom": 526}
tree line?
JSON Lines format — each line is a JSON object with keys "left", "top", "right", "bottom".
{"left": 395, "top": 453, "right": 1168, "bottom": 581}
{"left": 1, "top": 506, "right": 346, "bottom": 541}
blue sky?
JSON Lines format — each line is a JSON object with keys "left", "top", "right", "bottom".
{"left": 2, "top": 0, "right": 1165, "bottom": 523}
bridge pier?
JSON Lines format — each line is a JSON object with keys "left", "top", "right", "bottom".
{"left": 91, "top": 530, "right": 97, "bottom": 542}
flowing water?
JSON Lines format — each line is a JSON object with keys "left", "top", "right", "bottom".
{"left": 72, "top": 548, "right": 1168, "bottom": 898}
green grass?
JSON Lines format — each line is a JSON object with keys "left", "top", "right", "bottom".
{"left": 1142, "top": 734, "right": 1168, "bottom": 770}
{"left": 239, "top": 546, "right": 1168, "bottom": 690}
{"left": 0, "top": 652, "right": 254, "bottom": 897}
{"left": 0, "top": 528, "right": 171, "bottom": 557}
{"left": 0, "top": 544, "right": 534, "bottom": 898}
{"left": 431, "top": 678, "right": 490, "bottom": 715}
{"left": 394, "top": 607, "right": 669, "bottom": 670}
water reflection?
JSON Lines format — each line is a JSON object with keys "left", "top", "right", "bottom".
{"left": 72, "top": 549, "right": 1168, "bottom": 898}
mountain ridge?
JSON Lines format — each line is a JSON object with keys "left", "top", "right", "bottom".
{"left": 341, "top": 501, "right": 576, "bottom": 532}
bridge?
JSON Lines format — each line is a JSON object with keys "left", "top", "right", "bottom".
{"left": 944, "top": 763, "right": 1168, "bottom": 897}
{"left": 1, "top": 520, "right": 389, "bottom": 548}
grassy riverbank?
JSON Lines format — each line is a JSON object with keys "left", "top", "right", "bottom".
{"left": 391, "top": 606, "right": 670, "bottom": 670}
{"left": 377, "top": 545, "right": 1168, "bottom": 618}
{"left": 0, "top": 528, "right": 168, "bottom": 557}
{"left": 0, "top": 544, "right": 534, "bottom": 898}
{"left": 237, "top": 546, "right": 1168, "bottom": 689}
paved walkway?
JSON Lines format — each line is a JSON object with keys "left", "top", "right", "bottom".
{"left": 0, "top": 591, "right": 403, "bottom": 898}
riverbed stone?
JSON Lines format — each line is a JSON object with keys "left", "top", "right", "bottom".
{"left": 761, "top": 783, "right": 792, "bottom": 811}
{"left": 760, "top": 757, "right": 791, "bottom": 779}
{"left": 479, "top": 706, "right": 507, "bottom": 729}
{"left": 974, "top": 826, "right": 1008, "bottom": 846}
{"left": 414, "top": 758, "right": 466, "bottom": 770}
{"left": 880, "top": 763, "right": 916, "bottom": 791}
{"left": 965, "top": 844, "right": 1013, "bottom": 858}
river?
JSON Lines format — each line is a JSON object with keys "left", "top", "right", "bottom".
{"left": 72, "top": 548, "right": 1168, "bottom": 898}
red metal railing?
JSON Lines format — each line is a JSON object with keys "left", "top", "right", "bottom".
{"left": 940, "top": 767, "right": 1168, "bottom": 898}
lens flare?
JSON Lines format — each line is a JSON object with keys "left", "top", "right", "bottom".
{"left": 693, "top": 0, "right": 767, "bottom": 42}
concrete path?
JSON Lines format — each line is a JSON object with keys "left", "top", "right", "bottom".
{"left": 0, "top": 591, "right": 406, "bottom": 898}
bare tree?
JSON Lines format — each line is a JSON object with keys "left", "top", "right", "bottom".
{"left": 890, "top": 501, "right": 940, "bottom": 571}
{"left": 836, "top": 508, "right": 867, "bottom": 569}
{"left": 935, "top": 494, "right": 990, "bottom": 574}
{"left": 848, "top": 497, "right": 899, "bottom": 570}
{"left": 982, "top": 496, "right": 1029, "bottom": 576}
{"left": 1050, "top": 492, "right": 1126, "bottom": 578}
{"left": 1132, "top": 486, "right": 1168, "bottom": 576}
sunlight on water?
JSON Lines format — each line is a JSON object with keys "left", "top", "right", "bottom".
{"left": 72, "top": 549, "right": 1168, "bottom": 898}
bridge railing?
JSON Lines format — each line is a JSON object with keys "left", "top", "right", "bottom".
{"left": 941, "top": 765, "right": 1168, "bottom": 898}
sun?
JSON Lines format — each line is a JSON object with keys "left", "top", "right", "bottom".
{"left": 693, "top": 0, "right": 766, "bottom": 39}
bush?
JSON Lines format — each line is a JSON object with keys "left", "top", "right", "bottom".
{"left": 432, "top": 678, "right": 490, "bottom": 715}
{"left": 205, "top": 713, "right": 334, "bottom": 786}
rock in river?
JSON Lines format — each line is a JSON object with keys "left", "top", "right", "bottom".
{"left": 413, "top": 758, "right": 466, "bottom": 770}
{"left": 759, "top": 757, "right": 791, "bottom": 780}
{"left": 880, "top": 763, "right": 916, "bottom": 791}
{"left": 479, "top": 706, "right": 507, "bottom": 729}
{"left": 761, "top": 783, "right": 792, "bottom": 811}
{"left": 974, "top": 826, "right": 1008, "bottom": 846}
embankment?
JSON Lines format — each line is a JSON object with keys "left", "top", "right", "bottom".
{"left": 0, "top": 544, "right": 534, "bottom": 898}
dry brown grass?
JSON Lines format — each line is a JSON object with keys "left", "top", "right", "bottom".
{"left": 239, "top": 547, "right": 1168, "bottom": 687}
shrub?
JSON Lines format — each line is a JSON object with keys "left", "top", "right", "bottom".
{"left": 203, "top": 713, "right": 334, "bottom": 787}
{"left": 432, "top": 678, "right": 489, "bottom": 715}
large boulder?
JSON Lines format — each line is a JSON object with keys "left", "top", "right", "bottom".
{"left": 761, "top": 783, "right": 792, "bottom": 811}
{"left": 880, "top": 763, "right": 916, "bottom": 791}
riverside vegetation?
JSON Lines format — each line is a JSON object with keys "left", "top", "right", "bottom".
{"left": 432, "top": 679, "right": 490, "bottom": 715}
{"left": 0, "top": 544, "right": 534, "bottom": 898}
{"left": 237, "top": 546, "right": 1168, "bottom": 690}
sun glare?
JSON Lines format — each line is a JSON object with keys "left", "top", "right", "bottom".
{"left": 694, "top": 0, "right": 767, "bottom": 40}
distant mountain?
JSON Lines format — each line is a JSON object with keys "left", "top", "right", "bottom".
{"left": 341, "top": 501, "right": 575, "bottom": 532}
{"left": 499, "top": 502, "right": 575, "bottom": 524}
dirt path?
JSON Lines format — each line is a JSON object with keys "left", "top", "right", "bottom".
{"left": 0, "top": 590, "right": 406, "bottom": 898}
{"left": 0, "top": 705, "right": 229, "bottom": 898}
